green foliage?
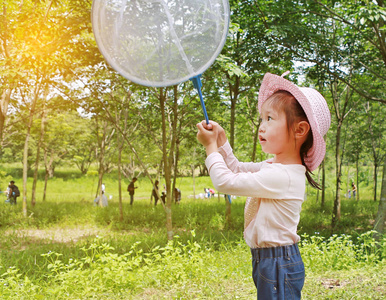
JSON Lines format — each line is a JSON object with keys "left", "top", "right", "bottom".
{"left": 0, "top": 230, "right": 384, "bottom": 299}
{"left": 301, "top": 231, "right": 385, "bottom": 272}
{"left": 0, "top": 233, "right": 224, "bottom": 298}
{"left": 0, "top": 171, "right": 12, "bottom": 194}
{"left": 1, "top": 1, "right": 386, "bottom": 297}
{"left": 299, "top": 197, "right": 379, "bottom": 237}
{"left": 0, "top": 168, "right": 383, "bottom": 298}
{"left": 216, "top": 54, "right": 249, "bottom": 78}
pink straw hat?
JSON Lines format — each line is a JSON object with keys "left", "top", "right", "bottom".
{"left": 258, "top": 72, "right": 331, "bottom": 172}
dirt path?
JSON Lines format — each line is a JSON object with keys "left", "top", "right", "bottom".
{"left": 3, "top": 225, "right": 107, "bottom": 250}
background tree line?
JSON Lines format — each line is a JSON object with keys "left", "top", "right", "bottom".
{"left": 0, "top": 0, "right": 385, "bottom": 238}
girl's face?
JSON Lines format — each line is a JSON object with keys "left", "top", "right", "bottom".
{"left": 258, "top": 101, "right": 294, "bottom": 156}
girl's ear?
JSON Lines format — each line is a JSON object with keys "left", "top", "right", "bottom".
{"left": 295, "top": 121, "right": 310, "bottom": 139}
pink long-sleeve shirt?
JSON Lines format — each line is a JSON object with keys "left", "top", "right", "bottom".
{"left": 205, "top": 141, "right": 306, "bottom": 248}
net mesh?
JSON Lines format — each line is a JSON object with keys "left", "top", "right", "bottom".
{"left": 92, "top": 0, "right": 229, "bottom": 87}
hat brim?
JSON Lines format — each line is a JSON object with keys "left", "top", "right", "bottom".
{"left": 258, "top": 73, "right": 326, "bottom": 172}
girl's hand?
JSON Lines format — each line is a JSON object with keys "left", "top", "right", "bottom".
{"left": 196, "top": 121, "right": 218, "bottom": 155}
{"left": 198, "top": 120, "right": 227, "bottom": 148}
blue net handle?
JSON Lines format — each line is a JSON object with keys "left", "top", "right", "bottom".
{"left": 190, "top": 75, "right": 209, "bottom": 125}
{"left": 191, "top": 75, "right": 232, "bottom": 204}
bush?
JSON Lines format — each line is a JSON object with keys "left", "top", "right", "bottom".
{"left": 301, "top": 231, "right": 385, "bottom": 272}
{"left": 0, "top": 231, "right": 384, "bottom": 299}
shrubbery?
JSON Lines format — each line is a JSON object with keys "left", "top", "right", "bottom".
{"left": 0, "top": 230, "right": 384, "bottom": 299}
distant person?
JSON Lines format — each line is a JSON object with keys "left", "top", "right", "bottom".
{"left": 8, "top": 181, "right": 20, "bottom": 205}
{"left": 152, "top": 180, "right": 160, "bottom": 206}
{"left": 161, "top": 191, "right": 166, "bottom": 204}
{"left": 351, "top": 182, "right": 357, "bottom": 199}
{"left": 127, "top": 177, "right": 138, "bottom": 205}
{"left": 204, "top": 188, "right": 210, "bottom": 198}
{"left": 94, "top": 194, "right": 108, "bottom": 207}
{"left": 209, "top": 188, "right": 215, "bottom": 198}
{"left": 94, "top": 183, "right": 108, "bottom": 207}
{"left": 174, "top": 187, "right": 181, "bottom": 204}
{"left": 4, "top": 184, "right": 11, "bottom": 203}
{"left": 2, "top": 185, "right": 10, "bottom": 203}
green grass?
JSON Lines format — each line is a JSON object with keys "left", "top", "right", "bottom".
{"left": 0, "top": 166, "right": 384, "bottom": 299}
{"left": 0, "top": 232, "right": 384, "bottom": 299}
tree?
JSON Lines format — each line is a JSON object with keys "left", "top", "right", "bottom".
{"left": 251, "top": 0, "right": 386, "bottom": 231}
{"left": 1, "top": 0, "right": 95, "bottom": 213}
{"left": 363, "top": 101, "right": 386, "bottom": 201}
{"left": 41, "top": 111, "right": 80, "bottom": 200}
{"left": 374, "top": 159, "right": 386, "bottom": 240}
{"left": 68, "top": 117, "right": 96, "bottom": 175}
{"left": 311, "top": 0, "right": 386, "bottom": 233}
{"left": 31, "top": 93, "right": 47, "bottom": 206}
{"left": 330, "top": 74, "right": 355, "bottom": 228}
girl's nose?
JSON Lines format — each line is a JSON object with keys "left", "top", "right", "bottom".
{"left": 259, "top": 124, "right": 265, "bottom": 133}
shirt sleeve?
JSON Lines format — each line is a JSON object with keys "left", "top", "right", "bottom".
{"left": 205, "top": 152, "right": 290, "bottom": 199}
{"left": 217, "top": 140, "right": 264, "bottom": 173}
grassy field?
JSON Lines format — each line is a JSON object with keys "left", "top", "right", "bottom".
{"left": 0, "top": 168, "right": 385, "bottom": 299}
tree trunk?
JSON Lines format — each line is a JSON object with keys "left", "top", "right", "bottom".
{"left": 373, "top": 163, "right": 378, "bottom": 202}
{"left": 172, "top": 139, "right": 180, "bottom": 203}
{"left": 47, "top": 164, "right": 55, "bottom": 178}
{"left": 356, "top": 154, "right": 360, "bottom": 201}
{"left": 22, "top": 84, "right": 40, "bottom": 216}
{"left": 96, "top": 121, "right": 107, "bottom": 207}
{"left": 43, "top": 148, "right": 49, "bottom": 202}
{"left": 0, "top": 89, "right": 12, "bottom": 143}
{"left": 31, "top": 102, "right": 46, "bottom": 206}
{"left": 226, "top": 77, "right": 240, "bottom": 224}
{"left": 251, "top": 122, "right": 259, "bottom": 162}
{"left": 22, "top": 129, "right": 30, "bottom": 216}
{"left": 229, "top": 88, "right": 238, "bottom": 149}
{"left": 0, "top": 4, "right": 10, "bottom": 143}
{"left": 225, "top": 196, "right": 231, "bottom": 223}
{"left": 321, "top": 160, "right": 326, "bottom": 207}
{"left": 118, "top": 138, "right": 123, "bottom": 221}
{"left": 332, "top": 121, "right": 343, "bottom": 229}
{"left": 373, "top": 158, "right": 386, "bottom": 240}
{"left": 316, "top": 166, "right": 321, "bottom": 202}
{"left": 160, "top": 87, "right": 173, "bottom": 240}
{"left": 346, "top": 161, "right": 350, "bottom": 199}
{"left": 170, "top": 85, "right": 180, "bottom": 203}
{"left": 192, "top": 164, "right": 196, "bottom": 200}
{"left": 97, "top": 168, "right": 104, "bottom": 207}
{"left": 117, "top": 104, "right": 128, "bottom": 221}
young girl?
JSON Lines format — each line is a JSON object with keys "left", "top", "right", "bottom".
{"left": 196, "top": 72, "right": 331, "bottom": 300}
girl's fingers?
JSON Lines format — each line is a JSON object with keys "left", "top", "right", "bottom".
{"left": 209, "top": 120, "right": 219, "bottom": 127}
{"left": 201, "top": 120, "right": 213, "bottom": 130}
{"left": 196, "top": 122, "right": 205, "bottom": 131}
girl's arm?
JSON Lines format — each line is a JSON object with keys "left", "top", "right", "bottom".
{"left": 219, "top": 141, "right": 264, "bottom": 173}
{"left": 196, "top": 121, "right": 218, "bottom": 156}
{"left": 199, "top": 120, "right": 264, "bottom": 173}
{"left": 205, "top": 153, "right": 294, "bottom": 198}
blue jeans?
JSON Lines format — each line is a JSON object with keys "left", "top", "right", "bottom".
{"left": 251, "top": 243, "right": 305, "bottom": 300}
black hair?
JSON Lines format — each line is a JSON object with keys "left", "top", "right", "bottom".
{"left": 265, "top": 91, "right": 321, "bottom": 189}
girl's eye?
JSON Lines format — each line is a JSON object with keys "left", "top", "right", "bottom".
{"left": 267, "top": 116, "right": 272, "bottom": 121}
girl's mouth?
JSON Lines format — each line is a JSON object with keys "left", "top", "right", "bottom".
{"left": 259, "top": 135, "right": 266, "bottom": 142}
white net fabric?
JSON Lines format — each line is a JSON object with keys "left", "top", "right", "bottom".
{"left": 92, "top": 0, "right": 230, "bottom": 87}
